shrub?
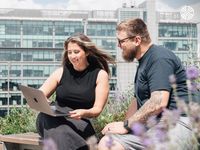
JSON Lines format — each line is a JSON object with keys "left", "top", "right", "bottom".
{"left": 92, "top": 85, "right": 134, "bottom": 138}
{"left": 0, "top": 106, "right": 37, "bottom": 135}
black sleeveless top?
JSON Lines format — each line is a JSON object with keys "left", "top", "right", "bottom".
{"left": 55, "top": 64, "right": 101, "bottom": 109}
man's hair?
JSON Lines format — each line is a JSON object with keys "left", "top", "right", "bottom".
{"left": 116, "top": 18, "right": 151, "bottom": 44}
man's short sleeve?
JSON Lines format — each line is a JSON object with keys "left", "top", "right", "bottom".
{"left": 147, "top": 59, "right": 174, "bottom": 92}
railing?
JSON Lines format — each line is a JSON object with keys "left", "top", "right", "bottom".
{"left": 182, "top": 60, "right": 200, "bottom": 68}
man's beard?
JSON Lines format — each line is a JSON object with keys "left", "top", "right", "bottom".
{"left": 122, "top": 47, "right": 137, "bottom": 62}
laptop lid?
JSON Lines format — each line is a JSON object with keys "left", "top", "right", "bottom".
{"left": 19, "top": 85, "right": 69, "bottom": 117}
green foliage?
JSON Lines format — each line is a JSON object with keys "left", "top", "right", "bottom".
{"left": 0, "top": 107, "right": 37, "bottom": 135}
{"left": 92, "top": 103, "right": 126, "bottom": 138}
{"left": 92, "top": 86, "right": 134, "bottom": 138}
{"left": 49, "top": 92, "right": 56, "bottom": 102}
{"left": 0, "top": 86, "right": 134, "bottom": 137}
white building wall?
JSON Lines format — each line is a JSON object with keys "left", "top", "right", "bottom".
{"left": 117, "top": 61, "right": 137, "bottom": 92}
{"left": 116, "top": 0, "right": 157, "bottom": 92}
{"left": 146, "top": 0, "right": 158, "bottom": 44}
{"left": 198, "top": 24, "right": 200, "bottom": 59}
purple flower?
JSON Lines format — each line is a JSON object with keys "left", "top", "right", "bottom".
{"left": 142, "top": 137, "right": 154, "bottom": 147}
{"left": 196, "top": 83, "right": 200, "bottom": 90}
{"left": 146, "top": 116, "right": 158, "bottom": 128}
{"left": 176, "top": 100, "right": 188, "bottom": 113}
{"left": 155, "top": 128, "right": 168, "bottom": 142}
{"left": 131, "top": 122, "right": 146, "bottom": 136}
{"left": 171, "top": 109, "right": 181, "bottom": 120}
{"left": 169, "top": 74, "right": 176, "bottom": 84}
{"left": 105, "top": 135, "right": 114, "bottom": 149}
{"left": 187, "top": 81, "right": 198, "bottom": 91}
{"left": 186, "top": 66, "right": 200, "bottom": 80}
{"left": 43, "top": 138, "right": 57, "bottom": 150}
{"left": 86, "top": 136, "right": 98, "bottom": 150}
{"left": 162, "top": 108, "right": 181, "bottom": 127}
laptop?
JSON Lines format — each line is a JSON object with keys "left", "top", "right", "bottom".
{"left": 19, "top": 85, "right": 72, "bottom": 117}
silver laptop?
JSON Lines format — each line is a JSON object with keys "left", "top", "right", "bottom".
{"left": 19, "top": 85, "right": 71, "bottom": 117}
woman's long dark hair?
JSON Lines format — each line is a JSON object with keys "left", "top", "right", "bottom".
{"left": 62, "top": 33, "right": 115, "bottom": 75}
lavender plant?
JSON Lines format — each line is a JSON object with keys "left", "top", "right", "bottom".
{"left": 130, "top": 66, "right": 200, "bottom": 149}
{"left": 87, "top": 66, "right": 200, "bottom": 150}
{"left": 43, "top": 138, "right": 58, "bottom": 150}
{"left": 131, "top": 66, "right": 200, "bottom": 149}
{"left": 92, "top": 85, "right": 134, "bottom": 138}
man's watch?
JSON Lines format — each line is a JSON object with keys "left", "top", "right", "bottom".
{"left": 123, "top": 120, "right": 132, "bottom": 133}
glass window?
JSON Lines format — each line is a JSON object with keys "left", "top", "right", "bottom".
{"left": 10, "top": 65, "right": 21, "bottom": 77}
{"left": 159, "top": 39, "right": 197, "bottom": 51}
{"left": 22, "top": 79, "right": 45, "bottom": 89}
{"left": 23, "top": 65, "right": 58, "bottom": 77}
{"left": 0, "top": 65, "right": 8, "bottom": 77}
{"left": 10, "top": 93, "right": 21, "bottom": 105}
{"left": 109, "top": 79, "right": 117, "bottom": 91}
{"left": 55, "top": 21, "right": 83, "bottom": 36}
{"left": 0, "top": 50, "right": 21, "bottom": 61}
{"left": 55, "top": 52, "right": 62, "bottom": 61}
{"left": 159, "top": 23, "right": 197, "bottom": 38}
{"left": 92, "top": 38, "right": 116, "bottom": 50}
{"left": 0, "top": 93, "right": 8, "bottom": 105}
{"left": 55, "top": 40, "right": 64, "bottom": 48}
{"left": 23, "top": 21, "right": 53, "bottom": 35}
{"left": 87, "top": 22, "right": 116, "bottom": 36}
{"left": 0, "top": 25, "right": 5, "bottom": 34}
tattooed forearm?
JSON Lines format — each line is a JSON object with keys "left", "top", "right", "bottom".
{"left": 128, "top": 91, "right": 164, "bottom": 125}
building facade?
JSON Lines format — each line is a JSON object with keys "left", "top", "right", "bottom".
{"left": 0, "top": 9, "right": 118, "bottom": 116}
{"left": 0, "top": 0, "right": 199, "bottom": 116}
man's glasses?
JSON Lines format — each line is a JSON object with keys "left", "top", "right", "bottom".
{"left": 117, "top": 36, "right": 135, "bottom": 47}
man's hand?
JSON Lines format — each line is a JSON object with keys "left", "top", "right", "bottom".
{"left": 101, "top": 121, "right": 129, "bottom": 135}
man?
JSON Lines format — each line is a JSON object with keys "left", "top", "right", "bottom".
{"left": 98, "top": 18, "right": 198, "bottom": 150}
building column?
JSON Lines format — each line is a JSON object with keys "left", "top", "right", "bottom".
{"left": 146, "top": 0, "right": 158, "bottom": 44}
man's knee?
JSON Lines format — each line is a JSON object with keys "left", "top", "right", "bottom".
{"left": 98, "top": 135, "right": 125, "bottom": 150}
{"left": 98, "top": 136, "right": 108, "bottom": 149}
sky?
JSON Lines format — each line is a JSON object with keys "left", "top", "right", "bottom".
{"left": 0, "top": 0, "right": 198, "bottom": 11}
{"left": 0, "top": 0, "right": 145, "bottom": 10}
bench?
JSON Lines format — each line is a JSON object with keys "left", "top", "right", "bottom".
{"left": 0, "top": 132, "right": 42, "bottom": 150}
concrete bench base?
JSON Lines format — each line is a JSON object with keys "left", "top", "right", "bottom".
{"left": 0, "top": 133, "right": 42, "bottom": 150}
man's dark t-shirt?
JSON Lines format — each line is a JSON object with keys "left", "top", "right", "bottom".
{"left": 134, "top": 44, "right": 189, "bottom": 110}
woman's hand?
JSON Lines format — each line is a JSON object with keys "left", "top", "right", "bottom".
{"left": 69, "top": 109, "right": 87, "bottom": 120}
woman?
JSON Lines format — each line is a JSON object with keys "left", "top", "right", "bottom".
{"left": 36, "top": 33, "right": 114, "bottom": 150}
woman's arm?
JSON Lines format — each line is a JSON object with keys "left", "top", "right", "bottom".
{"left": 39, "top": 67, "right": 63, "bottom": 98}
{"left": 88, "top": 69, "right": 109, "bottom": 117}
{"left": 69, "top": 69, "right": 109, "bottom": 119}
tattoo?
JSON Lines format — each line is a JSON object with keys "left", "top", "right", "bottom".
{"left": 129, "top": 91, "right": 163, "bottom": 125}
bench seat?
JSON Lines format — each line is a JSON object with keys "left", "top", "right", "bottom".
{"left": 0, "top": 132, "right": 42, "bottom": 150}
